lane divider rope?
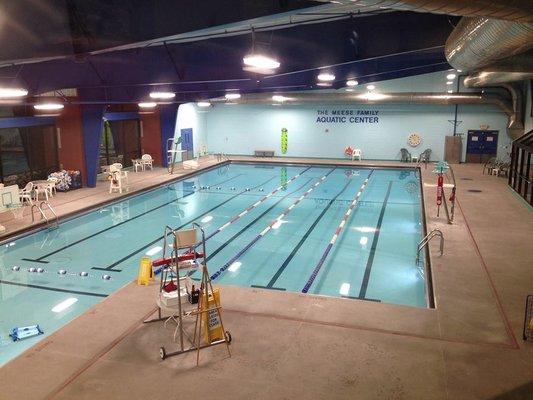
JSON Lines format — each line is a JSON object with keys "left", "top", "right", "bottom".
{"left": 302, "top": 169, "right": 374, "bottom": 293}
{"left": 201, "top": 166, "right": 312, "bottom": 244}
{"left": 211, "top": 167, "right": 337, "bottom": 280}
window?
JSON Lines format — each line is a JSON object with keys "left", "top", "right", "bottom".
{"left": 0, "top": 125, "right": 59, "bottom": 186}
{"left": 100, "top": 119, "right": 141, "bottom": 168}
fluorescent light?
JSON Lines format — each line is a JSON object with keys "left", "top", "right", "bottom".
{"left": 0, "top": 88, "right": 28, "bottom": 98}
{"left": 339, "top": 283, "right": 350, "bottom": 296}
{"left": 446, "top": 73, "right": 456, "bottom": 80}
{"left": 447, "top": 90, "right": 453, "bottom": 94}
{"left": 52, "top": 297, "right": 78, "bottom": 313}
{"left": 316, "top": 82, "right": 332, "bottom": 87}
{"left": 138, "top": 102, "right": 157, "bottom": 108}
{"left": 272, "top": 95, "right": 290, "bottom": 102}
{"left": 149, "top": 91, "right": 175, "bottom": 99}
{"left": 346, "top": 80, "right": 358, "bottom": 87}
{"left": 360, "top": 236, "right": 368, "bottom": 246}
{"left": 225, "top": 93, "right": 241, "bottom": 100}
{"left": 34, "top": 103, "right": 64, "bottom": 111}
{"left": 446, "top": 81, "right": 453, "bottom": 85}
{"left": 201, "top": 215, "right": 213, "bottom": 223}
{"left": 197, "top": 101, "right": 211, "bottom": 107}
{"left": 317, "top": 73, "right": 335, "bottom": 82}
{"left": 243, "top": 54, "right": 280, "bottom": 70}
{"left": 367, "top": 84, "right": 375, "bottom": 90}
{"left": 228, "top": 261, "right": 242, "bottom": 272}
{"left": 145, "top": 246, "right": 163, "bottom": 256}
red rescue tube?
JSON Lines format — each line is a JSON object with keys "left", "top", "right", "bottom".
{"left": 152, "top": 252, "right": 204, "bottom": 266}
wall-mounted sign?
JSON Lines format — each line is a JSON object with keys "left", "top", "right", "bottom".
{"left": 316, "top": 109, "right": 379, "bottom": 124}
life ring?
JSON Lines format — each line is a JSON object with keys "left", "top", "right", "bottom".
{"left": 344, "top": 146, "right": 354, "bottom": 156}
{"left": 408, "top": 133, "right": 421, "bottom": 147}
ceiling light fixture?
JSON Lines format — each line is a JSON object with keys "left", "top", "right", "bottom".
{"left": 367, "top": 84, "right": 375, "bottom": 90}
{"left": 447, "top": 90, "right": 453, "bottom": 93}
{"left": 138, "top": 102, "right": 157, "bottom": 108}
{"left": 446, "top": 73, "right": 457, "bottom": 80}
{"left": 272, "top": 95, "right": 290, "bottom": 102}
{"left": 316, "top": 82, "right": 332, "bottom": 87}
{"left": 149, "top": 91, "right": 175, "bottom": 99}
{"left": 446, "top": 81, "right": 453, "bottom": 85}
{"left": 346, "top": 79, "right": 358, "bottom": 87}
{"left": 197, "top": 101, "right": 211, "bottom": 107}
{"left": 34, "top": 103, "right": 64, "bottom": 111}
{"left": 0, "top": 88, "right": 28, "bottom": 98}
{"left": 225, "top": 93, "right": 241, "bottom": 100}
{"left": 317, "top": 73, "right": 335, "bottom": 82}
{"left": 243, "top": 54, "right": 280, "bottom": 70}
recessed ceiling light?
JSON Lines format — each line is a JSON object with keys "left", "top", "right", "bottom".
{"left": 0, "top": 88, "right": 28, "bottom": 98}
{"left": 446, "top": 73, "right": 456, "bottom": 80}
{"left": 197, "top": 101, "right": 211, "bottom": 107}
{"left": 243, "top": 54, "right": 280, "bottom": 70}
{"left": 446, "top": 81, "right": 453, "bottom": 85}
{"left": 367, "top": 84, "right": 375, "bottom": 90}
{"left": 346, "top": 80, "right": 358, "bottom": 87}
{"left": 225, "top": 93, "right": 241, "bottom": 100}
{"left": 317, "top": 73, "right": 335, "bottom": 82}
{"left": 138, "top": 102, "right": 157, "bottom": 108}
{"left": 149, "top": 91, "right": 175, "bottom": 99}
{"left": 34, "top": 103, "right": 64, "bottom": 111}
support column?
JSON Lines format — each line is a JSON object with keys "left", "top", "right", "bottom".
{"left": 159, "top": 104, "right": 178, "bottom": 168}
{"left": 81, "top": 105, "right": 106, "bottom": 187}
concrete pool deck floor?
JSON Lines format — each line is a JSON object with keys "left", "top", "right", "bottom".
{"left": 0, "top": 157, "right": 532, "bottom": 399}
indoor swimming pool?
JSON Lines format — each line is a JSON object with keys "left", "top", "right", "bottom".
{"left": 0, "top": 162, "right": 428, "bottom": 365}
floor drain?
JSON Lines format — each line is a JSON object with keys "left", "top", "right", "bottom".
{"left": 468, "top": 189, "right": 483, "bottom": 193}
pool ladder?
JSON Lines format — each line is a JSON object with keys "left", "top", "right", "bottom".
{"left": 31, "top": 201, "right": 59, "bottom": 229}
{"left": 416, "top": 229, "right": 444, "bottom": 264}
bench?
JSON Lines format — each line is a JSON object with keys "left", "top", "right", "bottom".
{"left": 254, "top": 150, "right": 275, "bottom": 157}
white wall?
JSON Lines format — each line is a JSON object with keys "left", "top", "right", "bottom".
{"left": 174, "top": 103, "right": 208, "bottom": 157}
{"left": 176, "top": 71, "right": 515, "bottom": 162}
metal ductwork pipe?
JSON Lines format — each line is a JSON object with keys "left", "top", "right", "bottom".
{"left": 445, "top": 17, "right": 533, "bottom": 71}
{"left": 215, "top": 91, "right": 517, "bottom": 136}
{"left": 314, "top": 0, "right": 533, "bottom": 23}
{"left": 463, "top": 79, "right": 525, "bottom": 139}
{"left": 463, "top": 71, "right": 533, "bottom": 86}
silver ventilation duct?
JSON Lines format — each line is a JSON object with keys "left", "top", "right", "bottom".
{"left": 463, "top": 71, "right": 533, "bottom": 86}
{"left": 215, "top": 91, "right": 518, "bottom": 137}
{"left": 445, "top": 18, "right": 533, "bottom": 71}
{"left": 314, "top": 0, "right": 533, "bottom": 23}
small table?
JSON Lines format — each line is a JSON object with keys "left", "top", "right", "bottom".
{"left": 411, "top": 156, "right": 419, "bottom": 163}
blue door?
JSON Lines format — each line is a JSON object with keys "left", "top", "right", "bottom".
{"left": 466, "top": 130, "right": 498, "bottom": 163}
{"left": 180, "top": 128, "right": 193, "bottom": 160}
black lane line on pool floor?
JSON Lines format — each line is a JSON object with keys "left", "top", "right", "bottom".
{"left": 0, "top": 279, "right": 108, "bottom": 298}
{"left": 21, "top": 174, "right": 245, "bottom": 264}
{"left": 92, "top": 175, "right": 278, "bottom": 272}
{"left": 253, "top": 177, "right": 354, "bottom": 291}
{"left": 204, "top": 178, "right": 314, "bottom": 263}
{"left": 357, "top": 181, "right": 393, "bottom": 299}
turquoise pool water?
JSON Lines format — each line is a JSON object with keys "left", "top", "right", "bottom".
{"left": 0, "top": 162, "right": 427, "bottom": 365}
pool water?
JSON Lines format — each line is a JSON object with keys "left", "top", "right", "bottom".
{"left": 0, "top": 163, "right": 427, "bottom": 365}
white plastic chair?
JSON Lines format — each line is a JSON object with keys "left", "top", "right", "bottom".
{"left": 47, "top": 177, "right": 58, "bottom": 197}
{"left": 352, "top": 148, "right": 362, "bottom": 161}
{"left": 141, "top": 154, "right": 153, "bottom": 170}
{"left": 109, "top": 164, "right": 128, "bottom": 193}
{"left": 19, "top": 182, "right": 34, "bottom": 205}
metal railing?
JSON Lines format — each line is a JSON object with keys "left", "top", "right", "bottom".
{"left": 509, "top": 129, "right": 532, "bottom": 206}
{"left": 31, "top": 201, "right": 59, "bottom": 229}
{"left": 416, "top": 229, "right": 444, "bottom": 264}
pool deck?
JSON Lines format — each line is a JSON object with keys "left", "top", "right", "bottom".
{"left": 1, "top": 157, "right": 532, "bottom": 400}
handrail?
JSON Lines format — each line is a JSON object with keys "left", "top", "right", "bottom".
{"left": 416, "top": 229, "right": 444, "bottom": 264}
{"left": 31, "top": 201, "right": 59, "bottom": 229}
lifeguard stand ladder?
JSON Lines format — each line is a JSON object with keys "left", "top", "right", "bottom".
{"left": 157, "top": 223, "right": 232, "bottom": 365}
{"left": 167, "top": 137, "right": 181, "bottom": 175}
